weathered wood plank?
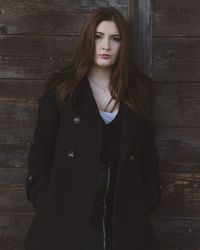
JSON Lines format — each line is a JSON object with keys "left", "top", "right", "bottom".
{"left": 0, "top": 99, "right": 37, "bottom": 125}
{"left": 0, "top": 0, "right": 108, "bottom": 35}
{"left": 152, "top": 216, "right": 200, "bottom": 250}
{"left": 0, "top": 80, "right": 43, "bottom": 100}
{"left": 158, "top": 158, "right": 200, "bottom": 175}
{"left": 0, "top": 35, "right": 76, "bottom": 57}
{"left": 0, "top": 144, "right": 28, "bottom": 169}
{"left": 0, "top": 126, "right": 34, "bottom": 145}
{"left": 154, "top": 0, "right": 200, "bottom": 15}
{"left": 153, "top": 38, "right": 200, "bottom": 62}
{"left": 109, "top": 0, "right": 128, "bottom": 18}
{"left": 0, "top": 213, "right": 33, "bottom": 250}
{"left": 0, "top": 35, "right": 74, "bottom": 78}
{"left": 0, "top": 213, "right": 34, "bottom": 236}
{"left": 153, "top": 82, "right": 200, "bottom": 127}
{"left": 0, "top": 168, "right": 27, "bottom": 186}
{"left": 152, "top": 38, "right": 200, "bottom": 81}
{"left": 0, "top": 56, "right": 71, "bottom": 79}
{"left": 153, "top": 15, "right": 200, "bottom": 37}
{"left": 81, "top": 0, "right": 108, "bottom": 12}
{"left": 156, "top": 127, "right": 200, "bottom": 173}
{"left": 152, "top": 61, "right": 200, "bottom": 82}
{"left": 159, "top": 172, "right": 200, "bottom": 215}
{"left": 136, "top": 0, "right": 153, "bottom": 76}
{"left": 0, "top": 187, "right": 32, "bottom": 213}
{"left": 154, "top": 0, "right": 200, "bottom": 36}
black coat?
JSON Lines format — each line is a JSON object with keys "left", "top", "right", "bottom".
{"left": 24, "top": 75, "right": 161, "bottom": 250}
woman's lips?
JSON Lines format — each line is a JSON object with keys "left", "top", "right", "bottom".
{"left": 99, "top": 54, "right": 111, "bottom": 59}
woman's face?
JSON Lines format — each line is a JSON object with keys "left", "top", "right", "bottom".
{"left": 93, "top": 20, "right": 121, "bottom": 69}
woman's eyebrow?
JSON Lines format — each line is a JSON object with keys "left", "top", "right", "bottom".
{"left": 96, "top": 31, "right": 120, "bottom": 36}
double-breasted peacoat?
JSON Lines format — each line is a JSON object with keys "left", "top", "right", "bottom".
{"left": 24, "top": 74, "right": 161, "bottom": 250}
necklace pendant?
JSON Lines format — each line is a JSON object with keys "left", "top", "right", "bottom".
{"left": 102, "top": 89, "right": 105, "bottom": 93}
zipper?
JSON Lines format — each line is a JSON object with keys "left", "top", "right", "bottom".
{"left": 102, "top": 161, "right": 111, "bottom": 250}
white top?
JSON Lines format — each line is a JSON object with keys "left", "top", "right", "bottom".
{"left": 99, "top": 110, "right": 118, "bottom": 124}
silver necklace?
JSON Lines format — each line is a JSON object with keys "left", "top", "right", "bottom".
{"left": 89, "top": 78, "right": 108, "bottom": 93}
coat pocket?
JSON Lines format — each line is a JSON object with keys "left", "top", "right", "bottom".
{"left": 35, "top": 178, "right": 50, "bottom": 208}
{"left": 140, "top": 181, "right": 151, "bottom": 214}
{"left": 25, "top": 174, "right": 50, "bottom": 208}
{"left": 142, "top": 184, "right": 160, "bottom": 213}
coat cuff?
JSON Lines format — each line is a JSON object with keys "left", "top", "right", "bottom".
{"left": 146, "top": 184, "right": 162, "bottom": 213}
{"left": 25, "top": 174, "right": 49, "bottom": 208}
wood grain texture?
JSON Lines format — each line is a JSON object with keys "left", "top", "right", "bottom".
{"left": 153, "top": 82, "right": 200, "bottom": 127}
{"left": 0, "top": 35, "right": 75, "bottom": 79}
{"left": 154, "top": 0, "right": 200, "bottom": 13}
{"left": 0, "top": 186, "right": 32, "bottom": 213}
{"left": 0, "top": 213, "right": 33, "bottom": 250}
{"left": 0, "top": 144, "right": 29, "bottom": 169}
{"left": 152, "top": 216, "right": 200, "bottom": 250}
{"left": 156, "top": 127, "right": 200, "bottom": 172}
{"left": 0, "top": 125, "right": 35, "bottom": 145}
{"left": 0, "top": 99, "right": 37, "bottom": 125}
{"left": 0, "top": 56, "right": 71, "bottom": 79}
{"left": 158, "top": 172, "right": 200, "bottom": 215}
{"left": 137, "top": 0, "right": 152, "bottom": 76}
{"left": 0, "top": 35, "right": 76, "bottom": 57}
{"left": 109, "top": 0, "right": 128, "bottom": 18}
{"left": 153, "top": 0, "right": 200, "bottom": 36}
{"left": 152, "top": 38, "right": 200, "bottom": 81}
{"left": 0, "top": 0, "right": 108, "bottom": 35}
{"left": 0, "top": 80, "right": 43, "bottom": 100}
{"left": 0, "top": 168, "right": 27, "bottom": 186}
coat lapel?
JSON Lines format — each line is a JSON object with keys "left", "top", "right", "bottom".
{"left": 68, "top": 75, "right": 143, "bottom": 171}
{"left": 68, "top": 75, "right": 102, "bottom": 122}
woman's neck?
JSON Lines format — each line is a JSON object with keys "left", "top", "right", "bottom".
{"left": 87, "top": 66, "right": 111, "bottom": 84}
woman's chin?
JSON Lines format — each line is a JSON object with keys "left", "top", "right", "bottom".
{"left": 94, "top": 62, "right": 114, "bottom": 69}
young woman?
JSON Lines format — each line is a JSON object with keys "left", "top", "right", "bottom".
{"left": 24, "top": 6, "right": 161, "bottom": 250}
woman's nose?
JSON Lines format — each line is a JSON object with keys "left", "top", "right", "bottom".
{"left": 102, "top": 38, "right": 110, "bottom": 50}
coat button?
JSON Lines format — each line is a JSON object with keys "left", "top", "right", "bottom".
{"left": 28, "top": 175, "right": 33, "bottom": 181}
{"left": 67, "top": 150, "right": 75, "bottom": 158}
{"left": 129, "top": 154, "right": 135, "bottom": 160}
{"left": 73, "top": 116, "right": 80, "bottom": 124}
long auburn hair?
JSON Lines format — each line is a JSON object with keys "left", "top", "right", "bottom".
{"left": 43, "top": 7, "right": 154, "bottom": 122}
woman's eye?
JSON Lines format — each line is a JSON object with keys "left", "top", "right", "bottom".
{"left": 95, "top": 34, "right": 102, "bottom": 39}
{"left": 112, "top": 37, "right": 120, "bottom": 42}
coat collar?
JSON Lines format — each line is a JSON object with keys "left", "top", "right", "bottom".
{"left": 68, "top": 75, "right": 143, "bottom": 169}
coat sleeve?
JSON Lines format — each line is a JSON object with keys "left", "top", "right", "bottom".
{"left": 140, "top": 120, "right": 162, "bottom": 213}
{"left": 25, "top": 87, "right": 60, "bottom": 208}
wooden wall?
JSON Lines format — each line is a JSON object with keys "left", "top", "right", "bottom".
{"left": 1, "top": 0, "right": 199, "bottom": 249}
{"left": 152, "top": 0, "right": 200, "bottom": 249}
